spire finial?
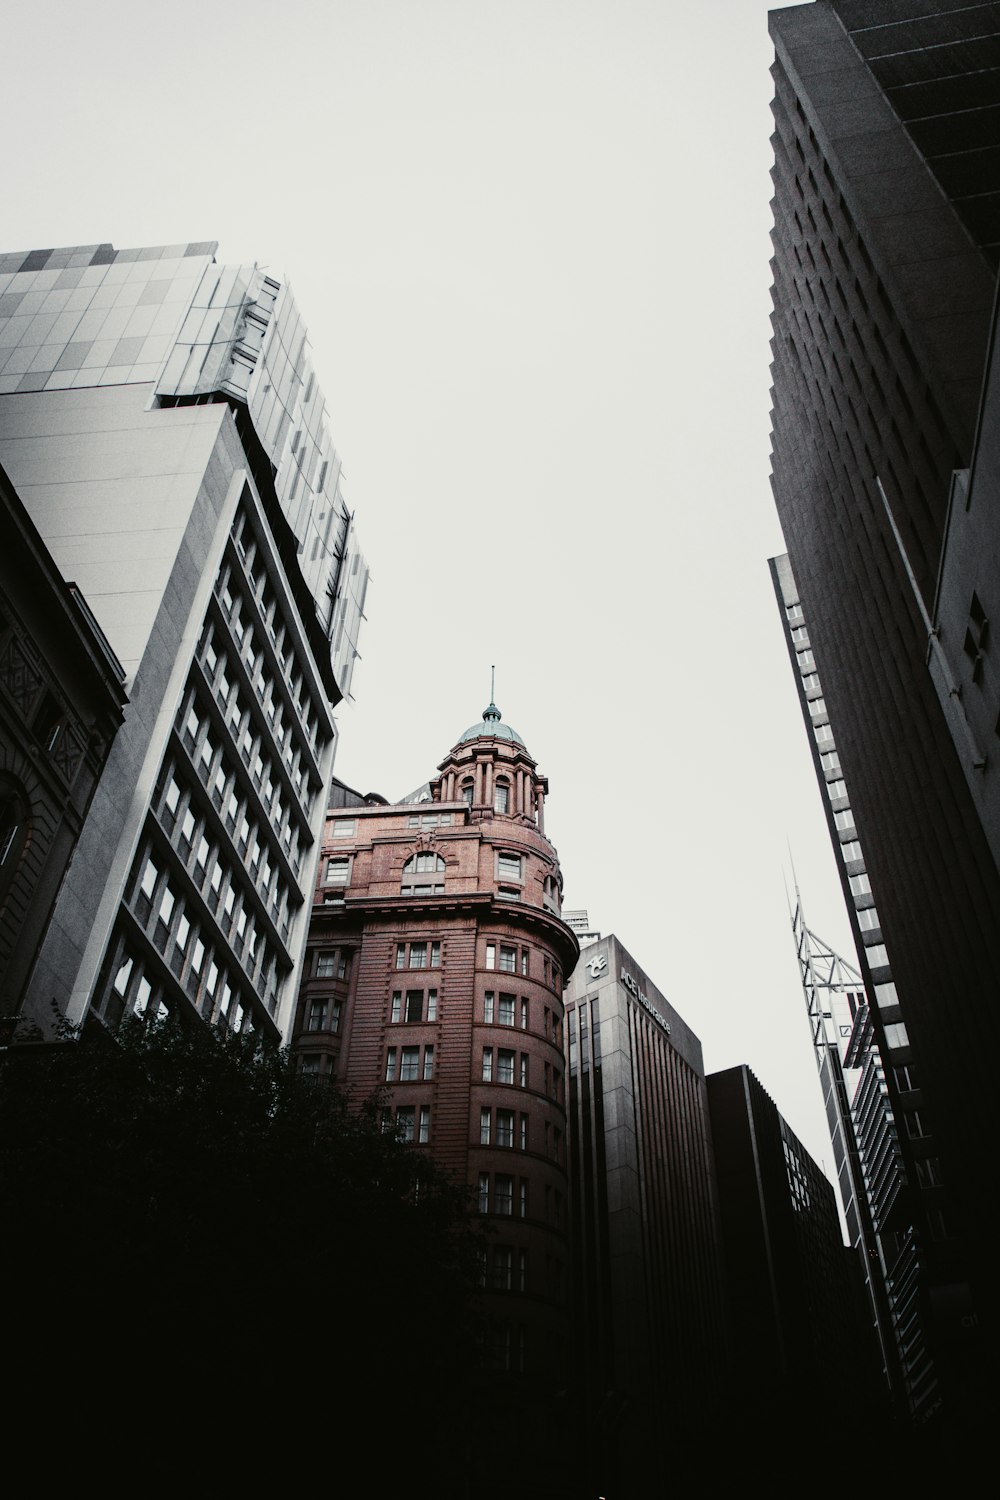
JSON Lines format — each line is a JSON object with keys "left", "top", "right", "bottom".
{"left": 483, "top": 664, "right": 501, "bottom": 725}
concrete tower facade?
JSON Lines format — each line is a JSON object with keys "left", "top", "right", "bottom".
{"left": 767, "top": 2, "right": 999, "bottom": 1407}
{"left": 0, "top": 241, "right": 367, "bottom": 1042}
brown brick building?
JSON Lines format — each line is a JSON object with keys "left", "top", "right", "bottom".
{"left": 294, "top": 698, "right": 579, "bottom": 1384}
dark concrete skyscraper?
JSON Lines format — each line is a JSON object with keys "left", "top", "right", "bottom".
{"left": 768, "top": 1, "right": 1000, "bottom": 1415}
{"left": 563, "top": 936, "right": 728, "bottom": 1493}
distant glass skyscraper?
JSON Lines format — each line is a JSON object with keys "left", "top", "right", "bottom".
{"left": 0, "top": 241, "right": 368, "bottom": 1043}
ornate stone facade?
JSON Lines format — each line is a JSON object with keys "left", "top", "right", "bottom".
{"left": 294, "top": 700, "right": 579, "bottom": 1382}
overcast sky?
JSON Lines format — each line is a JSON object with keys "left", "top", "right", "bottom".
{"left": 4, "top": 0, "right": 859, "bottom": 1177}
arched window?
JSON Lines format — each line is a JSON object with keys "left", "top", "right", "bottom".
{"left": 461, "top": 780, "right": 474, "bottom": 806}
{"left": 494, "top": 778, "right": 510, "bottom": 814}
{"left": 401, "top": 851, "right": 445, "bottom": 896}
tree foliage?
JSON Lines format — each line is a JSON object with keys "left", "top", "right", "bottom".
{"left": 0, "top": 1019, "right": 483, "bottom": 1481}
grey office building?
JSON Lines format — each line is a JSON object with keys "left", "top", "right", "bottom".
{"left": 0, "top": 241, "right": 367, "bottom": 1043}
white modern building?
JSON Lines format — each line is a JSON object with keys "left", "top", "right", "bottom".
{"left": 0, "top": 241, "right": 367, "bottom": 1043}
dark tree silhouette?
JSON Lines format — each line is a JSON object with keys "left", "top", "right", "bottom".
{"left": 0, "top": 1019, "right": 483, "bottom": 1486}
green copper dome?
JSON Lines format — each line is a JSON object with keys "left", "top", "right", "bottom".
{"left": 457, "top": 700, "right": 525, "bottom": 747}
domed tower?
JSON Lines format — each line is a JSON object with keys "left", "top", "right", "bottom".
{"left": 294, "top": 698, "right": 579, "bottom": 1388}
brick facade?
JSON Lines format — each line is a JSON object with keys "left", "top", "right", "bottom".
{"left": 294, "top": 703, "right": 579, "bottom": 1382}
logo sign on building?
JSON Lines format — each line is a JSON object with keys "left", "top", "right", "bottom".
{"left": 620, "top": 967, "right": 671, "bottom": 1035}
{"left": 586, "top": 954, "right": 608, "bottom": 979}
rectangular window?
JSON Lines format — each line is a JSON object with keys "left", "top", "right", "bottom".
{"left": 840, "top": 840, "right": 863, "bottom": 863}
{"left": 498, "top": 994, "right": 515, "bottom": 1026}
{"left": 165, "top": 777, "right": 181, "bottom": 815}
{"left": 396, "top": 943, "right": 406, "bottom": 969}
{"left": 482, "top": 1047, "right": 494, "bottom": 1082}
{"left": 520, "top": 1054, "right": 528, "bottom": 1088}
{"left": 326, "top": 857, "right": 350, "bottom": 885}
{"left": 480, "top": 1107, "right": 491, "bottom": 1146}
{"left": 894, "top": 1063, "right": 917, "bottom": 1093}
{"left": 485, "top": 943, "right": 496, "bottom": 970}
{"left": 385, "top": 1048, "right": 397, "bottom": 1082}
{"left": 419, "top": 1105, "right": 430, "bottom": 1144}
{"left": 498, "top": 853, "right": 521, "bottom": 882}
{"left": 400, "top": 1046, "right": 420, "bottom": 1082}
{"left": 519, "top": 1179, "right": 527, "bottom": 1218}
{"left": 308, "top": 999, "right": 328, "bottom": 1032}
{"left": 849, "top": 873, "right": 872, "bottom": 896}
{"left": 315, "top": 951, "right": 338, "bottom": 978}
{"left": 397, "top": 1107, "right": 415, "bottom": 1143}
{"left": 430, "top": 941, "right": 441, "bottom": 968}
{"left": 496, "top": 1109, "right": 514, "bottom": 1147}
{"left": 423, "top": 1045, "right": 434, "bottom": 1080}
{"left": 404, "top": 990, "right": 423, "bottom": 1023}
{"left": 478, "top": 1172, "right": 490, "bottom": 1214}
{"left": 826, "top": 779, "right": 847, "bottom": 802}
{"left": 484, "top": 992, "right": 494, "bottom": 1024}
{"left": 916, "top": 1157, "right": 942, "bottom": 1188}
{"left": 499, "top": 945, "right": 517, "bottom": 973}
{"left": 494, "top": 1175, "right": 513, "bottom": 1216}
{"left": 140, "top": 858, "right": 158, "bottom": 901}
{"left": 519, "top": 1114, "right": 528, "bottom": 1151}
{"left": 391, "top": 991, "right": 402, "bottom": 1023}
{"left": 873, "top": 981, "right": 898, "bottom": 1011}
{"left": 409, "top": 942, "right": 427, "bottom": 968}
{"left": 497, "top": 1049, "right": 515, "bottom": 1085}
{"left": 520, "top": 998, "right": 528, "bottom": 1030}
{"left": 333, "top": 820, "right": 356, "bottom": 838}
{"left": 520, "top": 951, "right": 528, "bottom": 977}
{"left": 492, "top": 1247, "right": 512, "bottom": 1291}
{"left": 427, "top": 989, "right": 438, "bottom": 1021}
{"left": 857, "top": 907, "right": 880, "bottom": 930}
